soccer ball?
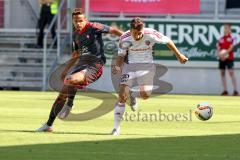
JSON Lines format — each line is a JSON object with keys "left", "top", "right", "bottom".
{"left": 195, "top": 102, "right": 213, "bottom": 121}
{"left": 218, "top": 49, "right": 229, "bottom": 61}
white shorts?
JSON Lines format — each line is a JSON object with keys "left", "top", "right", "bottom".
{"left": 120, "top": 63, "right": 156, "bottom": 93}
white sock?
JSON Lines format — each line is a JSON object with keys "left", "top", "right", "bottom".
{"left": 114, "top": 102, "right": 125, "bottom": 130}
{"left": 130, "top": 86, "right": 153, "bottom": 98}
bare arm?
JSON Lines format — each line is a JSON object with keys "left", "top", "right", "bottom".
{"left": 112, "top": 56, "right": 125, "bottom": 75}
{"left": 110, "top": 28, "right": 124, "bottom": 74}
{"left": 167, "top": 40, "right": 188, "bottom": 64}
{"left": 115, "top": 55, "right": 125, "bottom": 67}
{"left": 150, "top": 30, "right": 188, "bottom": 64}
{"left": 109, "top": 27, "right": 124, "bottom": 37}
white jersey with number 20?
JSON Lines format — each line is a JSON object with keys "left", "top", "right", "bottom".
{"left": 118, "top": 28, "right": 170, "bottom": 64}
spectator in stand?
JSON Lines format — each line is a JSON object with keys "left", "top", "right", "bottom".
{"left": 36, "top": 0, "right": 58, "bottom": 48}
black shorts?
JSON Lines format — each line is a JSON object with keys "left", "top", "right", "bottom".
{"left": 66, "top": 61, "right": 104, "bottom": 89}
{"left": 219, "top": 60, "right": 234, "bottom": 70}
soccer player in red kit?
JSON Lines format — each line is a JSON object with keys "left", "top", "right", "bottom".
{"left": 217, "top": 23, "right": 238, "bottom": 96}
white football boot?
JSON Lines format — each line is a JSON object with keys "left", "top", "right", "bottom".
{"left": 58, "top": 104, "right": 72, "bottom": 119}
{"left": 36, "top": 123, "right": 53, "bottom": 132}
{"left": 111, "top": 128, "right": 120, "bottom": 136}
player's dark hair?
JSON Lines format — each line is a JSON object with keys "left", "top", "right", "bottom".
{"left": 130, "top": 17, "right": 144, "bottom": 31}
{"left": 72, "top": 8, "right": 84, "bottom": 17}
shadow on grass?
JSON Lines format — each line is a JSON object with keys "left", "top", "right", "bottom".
{"left": 0, "top": 129, "right": 109, "bottom": 135}
{"left": 0, "top": 129, "right": 152, "bottom": 136}
{"left": 205, "top": 121, "right": 240, "bottom": 124}
{"left": 0, "top": 134, "right": 239, "bottom": 160}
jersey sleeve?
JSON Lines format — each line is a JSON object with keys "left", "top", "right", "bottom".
{"left": 92, "top": 22, "right": 110, "bottom": 34}
{"left": 117, "top": 38, "right": 128, "bottom": 57}
{"left": 149, "top": 30, "right": 170, "bottom": 44}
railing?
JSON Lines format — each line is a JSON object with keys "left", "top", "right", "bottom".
{"left": 42, "top": 0, "right": 68, "bottom": 91}
{"left": 20, "top": 0, "right": 39, "bottom": 25}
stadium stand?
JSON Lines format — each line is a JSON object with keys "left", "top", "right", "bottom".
{"left": 0, "top": 0, "right": 69, "bottom": 90}
{"left": 0, "top": 31, "right": 57, "bottom": 90}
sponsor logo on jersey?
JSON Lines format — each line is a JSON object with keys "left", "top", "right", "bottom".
{"left": 120, "top": 41, "right": 133, "bottom": 50}
{"left": 130, "top": 47, "right": 151, "bottom": 52}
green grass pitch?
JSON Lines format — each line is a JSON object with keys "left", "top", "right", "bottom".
{"left": 0, "top": 91, "right": 240, "bottom": 160}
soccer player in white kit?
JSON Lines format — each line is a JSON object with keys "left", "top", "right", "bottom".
{"left": 111, "top": 17, "right": 188, "bottom": 135}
